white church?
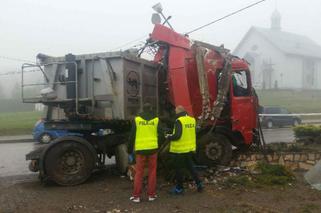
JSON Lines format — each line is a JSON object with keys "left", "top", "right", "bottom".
{"left": 233, "top": 10, "right": 321, "bottom": 90}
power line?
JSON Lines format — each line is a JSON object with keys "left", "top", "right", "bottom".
{"left": 1, "top": 1, "right": 266, "bottom": 61}
{"left": 185, "top": 0, "right": 267, "bottom": 35}
{"left": 0, "top": 55, "right": 37, "bottom": 78}
{"left": 0, "top": 55, "right": 34, "bottom": 63}
{"left": 109, "top": 0, "right": 267, "bottom": 51}
{"left": 0, "top": 69, "right": 39, "bottom": 76}
{"left": 109, "top": 34, "right": 148, "bottom": 51}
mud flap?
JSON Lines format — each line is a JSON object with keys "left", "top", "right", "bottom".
{"left": 115, "top": 143, "right": 129, "bottom": 174}
{"left": 26, "top": 145, "right": 47, "bottom": 161}
{"left": 26, "top": 145, "right": 48, "bottom": 173}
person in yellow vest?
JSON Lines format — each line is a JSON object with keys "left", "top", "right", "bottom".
{"left": 166, "top": 105, "right": 203, "bottom": 195}
{"left": 128, "top": 103, "right": 162, "bottom": 203}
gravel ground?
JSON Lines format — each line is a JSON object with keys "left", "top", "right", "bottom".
{"left": 1, "top": 169, "right": 321, "bottom": 213}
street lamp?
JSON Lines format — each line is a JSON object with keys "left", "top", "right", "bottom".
{"left": 152, "top": 3, "right": 163, "bottom": 13}
{"left": 151, "top": 3, "right": 173, "bottom": 29}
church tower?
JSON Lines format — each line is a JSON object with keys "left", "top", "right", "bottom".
{"left": 271, "top": 10, "right": 281, "bottom": 31}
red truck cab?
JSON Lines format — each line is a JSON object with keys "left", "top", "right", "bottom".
{"left": 150, "top": 24, "right": 259, "bottom": 165}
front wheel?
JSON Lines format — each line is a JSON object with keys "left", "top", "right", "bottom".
{"left": 44, "top": 141, "right": 95, "bottom": 186}
{"left": 39, "top": 133, "right": 53, "bottom": 144}
{"left": 197, "top": 134, "right": 232, "bottom": 166}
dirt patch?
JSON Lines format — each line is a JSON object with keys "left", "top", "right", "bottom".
{"left": 1, "top": 169, "right": 321, "bottom": 213}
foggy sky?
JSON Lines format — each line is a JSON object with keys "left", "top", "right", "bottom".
{"left": 0, "top": 0, "right": 321, "bottom": 74}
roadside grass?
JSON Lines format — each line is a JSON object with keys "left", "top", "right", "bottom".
{"left": 257, "top": 90, "right": 321, "bottom": 115}
{"left": 223, "top": 162, "right": 295, "bottom": 188}
{"left": 0, "top": 111, "right": 42, "bottom": 136}
{"left": 0, "top": 90, "right": 320, "bottom": 136}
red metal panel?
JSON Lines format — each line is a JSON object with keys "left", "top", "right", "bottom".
{"left": 151, "top": 24, "right": 190, "bottom": 49}
{"left": 186, "top": 55, "right": 202, "bottom": 117}
{"left": 231, "top": 58, "right": 249, "bottom": 70}
{"left": 231, "top": 96, "right": 254, "bottom": 144}
{"left": 168, "top": 47, "right": 194, "bottom": 115}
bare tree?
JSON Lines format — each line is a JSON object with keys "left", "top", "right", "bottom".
{"left": 11, "top": 81, "right": 21, "bottom": 100}
{"left": 0, "top": 83, "right": 4, "bottom": 99}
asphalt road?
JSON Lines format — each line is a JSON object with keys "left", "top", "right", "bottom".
{"left": 262, "top": 127, "right": 295, "bottom": 144}
{"left": 0, "top": 142, "right": 116, "bottom": 184}
{"left": 0, "top": 128, "right": 294, "bottom": 179}
{"left": 0, "top": 142, "right": 38, "bottom": 177}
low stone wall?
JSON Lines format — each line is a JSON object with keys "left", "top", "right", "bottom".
{"left": 230, "top": 152, "right": 321, "bottom": 171}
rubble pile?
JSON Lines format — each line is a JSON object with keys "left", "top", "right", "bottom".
{"left": 201, "top": 162, "right": 295, "bottom": 188}
{"left": 201, "top": 166, "right": 249, "bottom": 185}
{"left": 184, "top": 166, "right": 246, "bottom": 190}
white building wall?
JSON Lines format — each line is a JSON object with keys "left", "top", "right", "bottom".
{"left": 315, "top": 61, "right": 321, "bottom": 89}
{"left": 282, "top": 56, "right": 303, "bottom": 89}
{"left": 234, "top": 31, "right": 287, "bottom": 89}
{"left": 34, "top": 103, "right": 45, "bottom": 111}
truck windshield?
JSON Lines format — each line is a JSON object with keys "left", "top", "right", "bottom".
{"left": 232, "top": 70, "right": 250, "bottom": 96}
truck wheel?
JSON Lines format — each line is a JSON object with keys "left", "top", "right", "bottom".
{"left": 39, "top": 133, "right": 53, "bottom": 144}
{"left": 197, "top": 134, "right": 232, "bottom": 166}
{"left": 115, "top": 143, "right": 129, "bottom": 174}
{"left": 44, "top": 141, "right": 95, "bottom": 186}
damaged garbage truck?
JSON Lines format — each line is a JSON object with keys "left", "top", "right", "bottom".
{"left": 24, "top": 23, "right": 260, "bottom": 186}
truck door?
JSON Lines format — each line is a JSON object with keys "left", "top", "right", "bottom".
{"left": 230, "top": 70, "right": 256, "bottom": 145}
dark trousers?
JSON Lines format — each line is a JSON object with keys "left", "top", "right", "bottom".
{"left": 171, "top": 152, "right": 201, "bottom": 189}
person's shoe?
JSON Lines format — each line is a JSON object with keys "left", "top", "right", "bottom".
{"left": 148, "top": 195, "right": 157, "bottom": 202}
{"left": 197, "top": 182, "right": 204, "bottom": 193}
{"left": 169, "top": 187, "right": 184, "bottom": 195}
{"left": 129, "top": 196, "right": 141, "bottom": 203}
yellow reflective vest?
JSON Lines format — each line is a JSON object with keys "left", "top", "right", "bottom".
{"left": 169, "top": 115, "right": 196, "bottom": 153}
{"left": 135, "top": 116, "right": 159, "bottom": 151}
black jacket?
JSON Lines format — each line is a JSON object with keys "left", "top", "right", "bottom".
{"left": 167, "top": 111, "right": 189, "bottom": 141}
{"left": 128, "top": 111, "right": 163, "bottom": 155}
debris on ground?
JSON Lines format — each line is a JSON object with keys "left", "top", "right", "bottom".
{"left": 199, "top": 162, "right": 295, "bottom": 188}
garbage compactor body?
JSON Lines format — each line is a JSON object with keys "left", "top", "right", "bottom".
{"left": 24, "top": 24, "right": 260, "bottom": 186}
{"left": 24, "top": 51, "right": 159, "bottom": 121}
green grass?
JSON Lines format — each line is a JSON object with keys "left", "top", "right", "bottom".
{"left": 257, "top": 90, "right": 321, "bottom": 113}
{"left": 255, "top": 162, "right": 294, "bottom": 185}
{"left": 223, "top": 162, "right": 295, "bottom": 188}
{"left": 0, "top": 111, "right": 43, "bottom": 136}
{"left": 293, "top": 125, "right": 321, "bottom": 138}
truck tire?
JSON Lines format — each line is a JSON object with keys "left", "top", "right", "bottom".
{"left": 197, "top": 133, "right": 232, "bottom": 166}
{"left": 44, "top": 141, "right": 95, "bottom": 186}
{"left": 115, "top": 143, "right": 129, "bottom": 174}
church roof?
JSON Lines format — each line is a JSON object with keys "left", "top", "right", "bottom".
{"left": 234, "top": 26, "right": 321, "bottom": 59}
